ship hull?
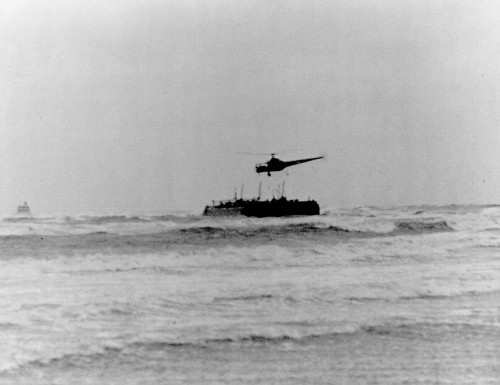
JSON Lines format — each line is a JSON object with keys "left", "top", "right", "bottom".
{"left": 203, "top": 199, "right": 320, "bottom": 217}
{"left": 203, "top": 206, "right": 243, "bottom": 216}
{"left": 241, "top": 200, "right": 319, "bottom": 217}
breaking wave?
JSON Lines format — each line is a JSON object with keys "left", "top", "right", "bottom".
{"left": 6, "top": 319, "right": 499, "bottom": 376}
{"left": 347, "top": 288, "right": 500, "bottom": 303}
{"left": 394, "top": 220, "right": 454, "bottom": 233}
{"left": 176, "top": 223, "right": 353, "bottom": 238}
{"left": 0, "top": 206, "right": 461, "bottom": 239}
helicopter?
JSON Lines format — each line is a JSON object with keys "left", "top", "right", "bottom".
{"left": 255, "top": 153, "right": 324, "bottom": 176}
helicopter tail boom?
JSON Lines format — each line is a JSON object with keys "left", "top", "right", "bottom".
{"left": 282, "top": 156, "right": 324, "bottom": 168}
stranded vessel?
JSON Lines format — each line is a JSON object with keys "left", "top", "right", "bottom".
{"left": 203, "top": 183, "right": 320, "bottom": 217}
{"left": 203, "top": 196, "right": 319, "bottom": 217}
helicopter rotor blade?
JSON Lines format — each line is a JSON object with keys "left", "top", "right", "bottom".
{"left": 236, "top": 148, "right": 298, "bottom": 156}
{"left": 235, "top": 152, "right": 274, "bottom": 156}
{"left": 235, "top": 151, "right": 281, "bottom": 157}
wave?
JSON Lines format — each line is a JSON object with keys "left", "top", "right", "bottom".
{"left": 0, "top": 207, "right": 467, "bottom": 239}
{"left": 0, "top": 252, "right": 193, "bottom": 278}
{"left": 176, "top": 223, "right": 353, "bottom": 238}
{"left": 0, "top": 322, "right": 22, "bottom": 330}
{"left": 0, "top": 344, "right": 123, "bottom": 374}
{"left": 394, "top": 220, "right": 454, "bottom": 233}
{"left": 2, "top": 213, "right": 194, "bottom": 222}
{"left": 347, "top": 288, "right": 499, "bottom": 303}
{"left": 5, "top": 319, "right": 500, "bottom": 374}
{"left": 64, "top": 215, "right": 149, "bottom": 225}
{"left": 61, "top": 214, "right": 200, "bottom": 225}
{"left": 171, "top": 219, "right": 452, "bottom": 242}
{"left": 214, "top": 294, "right": 274, "bottom": 302}
{"left": 128, "top": 321, "right": 500, "bottom": 350}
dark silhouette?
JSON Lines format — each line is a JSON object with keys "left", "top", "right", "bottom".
{"left": 203, "top": 196, "right": 319, "bottom": 217}
{"left": 255, "top": 154, "right": 324, "bottom": 176}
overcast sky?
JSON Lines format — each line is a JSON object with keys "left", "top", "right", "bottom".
{"left": 1, "top": 0, "right": 500, "bottom": 215}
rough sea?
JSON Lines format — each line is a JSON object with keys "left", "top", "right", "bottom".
{"left": 0, "top": 205, "right": 499, "bottom": 384}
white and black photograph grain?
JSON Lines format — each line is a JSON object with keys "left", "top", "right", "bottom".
{"left": 1, "top": 1, "right": 500, "bottom": 384}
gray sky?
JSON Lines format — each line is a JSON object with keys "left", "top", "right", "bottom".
{"left": 1, "top": 0, "right": 500, "bottom": 215}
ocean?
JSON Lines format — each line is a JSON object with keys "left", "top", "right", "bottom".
{"left": 0, "top": 205, "right": 499, "bottom": 384}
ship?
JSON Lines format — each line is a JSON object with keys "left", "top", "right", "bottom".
{"left": 203, "top": 183, "right": 320, "bottom": 217}
{"left": 6, "top": 201, "right": 33, "bottom": 220}
{"left": 3, "top": 201, "right": 33, "bottom": 222}
{"left": 203, "top": 196, "right": 319, "bottom": 217}
{"left": 16, "top": 201, "right": 31, "bottom": 216}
